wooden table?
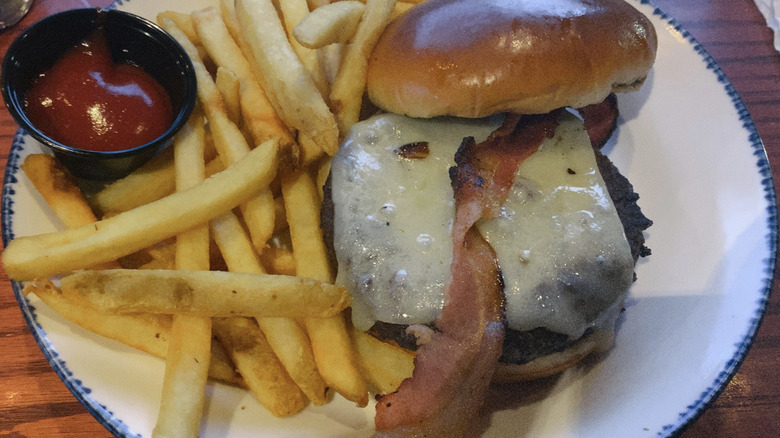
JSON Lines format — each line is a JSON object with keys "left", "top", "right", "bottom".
{"left": 0, "top": 0, "right": 778, "bottom": 436}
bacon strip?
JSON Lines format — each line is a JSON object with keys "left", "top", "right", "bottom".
{"left": 579, "top": 93, "right": 619, "bottom": 149}
{"left": 374, "top": 112, "right": 560, "bottom": 437}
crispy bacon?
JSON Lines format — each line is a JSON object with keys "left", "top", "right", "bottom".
{"left": 579, "top": 93, "right": 619, "bottom": 149}
{"left": 374, "top": 112, "right": 560, "bottom": 437}
{"left": 373, "top": 227, "right": 503, "bottom": 437}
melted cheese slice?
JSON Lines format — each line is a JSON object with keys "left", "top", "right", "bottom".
{"left": 331, "top": 114, "right": 500, "bottom": 330}
{"left": 476, "top": 113, "right": 633, "bottom": 338}
{"left": 331, "top": 112, "right": 633, "bottom": 338}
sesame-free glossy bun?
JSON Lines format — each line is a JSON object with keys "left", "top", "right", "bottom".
{"left": 366, "top": 0, "right": 657, "bottom": 118}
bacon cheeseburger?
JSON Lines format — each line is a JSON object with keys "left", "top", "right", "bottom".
{"left": 325, "top": 0, "right": 656, "bottom": 435}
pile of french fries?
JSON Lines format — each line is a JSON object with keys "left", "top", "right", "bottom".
{"left": 1, "top": 0, "right": 427, "bottom": 435}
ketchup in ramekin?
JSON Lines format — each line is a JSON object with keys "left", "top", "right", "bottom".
{"left": 2, "top": 8, "right": 196, "bottom": 180}
{"left": 24, "top": 30, "right": 174, "bottom": 153}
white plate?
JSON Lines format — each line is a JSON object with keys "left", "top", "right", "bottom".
{"left": 3, "top": 0, "right": 776, "bottom": 436}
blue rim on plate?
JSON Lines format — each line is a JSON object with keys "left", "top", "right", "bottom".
{"left": 1, "top": 0, "right": 777, "bottom": 437}
{"left": 642, "top": 0, "right": 777, "bottom": 435}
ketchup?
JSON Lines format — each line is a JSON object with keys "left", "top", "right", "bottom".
{"left": 25, "top": 30, "right": 174, "bottom": 152}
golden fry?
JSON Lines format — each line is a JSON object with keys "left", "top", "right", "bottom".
{"left": 157, "top": 11, "right": 200, "bottom": 45}
{"left": 21, "top": 154, "right": 98, "bottom": 228}
{"left": 277, "top": 0, "right": 329, "bottom": 96}
{"left": 330, "top": 0, "right": 397, "bottom": 134}
{"left": 282, "top": 168, "right": 368, "bottom": 406}
{"left": 21, "top": 154, "right": 121, "bottom": 270}
{"left": 88, "top": 147, "right": 176, "bottom": 217}
{"left": 293, "top": 1, "right": 366, "bottom": 49}
{"left": 153, "top": 314, "right": 211, "bottom": 438}
{"left": 164, "top": 17, "right": 278, "bottom": 250}
{"left": 352, "top": 329, "right": 415, "bottom": 394}
{"left": 23, "top": 279, "right": 242, "bottom": 385}
{"left": 213, "top": 317, "right": 307, "bottom": 417}
{"left": 120, "top": 239, "right": 177, "bottom": 270}
{"left": 305, "top": 316, "right": 368, "bottom": 406}
{"left": 236, "top": 0, "right": 339, "bottom": 156}
{"left": 281, "top": 169, "right": 333, "bottom": 282}
{"left": 192, "top": 6, "right": 297, "bottom": 156}
{"left": 25, "top": 279, "right": 171, "bottom": 357}
{"left": 3, "top": 138, "right": 279, "bottom": 280}
{"left": 60, "top": 269, "right": 351, "bottom": 318}
{"left": 89, "top": 134, "right": 218, "bottom": 218}
{"left": 260, "top": 247, "right": 296, "bottom": 276}
{"left": 154, "top": 107, "right": 213, "bottom": 438}
{"left": 215, "top": 67, "right": 242, "bottom": 124}
{"left": 210, "top": 209, "right": 329, "bottom": 405}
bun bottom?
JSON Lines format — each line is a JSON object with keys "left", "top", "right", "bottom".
{"left": 492, "top": 329, "right": 615, "bottom": 382}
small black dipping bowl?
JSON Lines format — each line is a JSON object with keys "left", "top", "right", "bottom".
{"left": 1, "top": 8, "right": 197, "bottom": 181}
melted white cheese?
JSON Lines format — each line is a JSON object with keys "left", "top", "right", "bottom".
{"left": 331, "top": 114, "right": 501, "bottom": 330}
{"left": 476, "top": 113, "right": 634, "bottom": 338}
{"left": 331, "top": 112, "right": 633, "bottom": 338}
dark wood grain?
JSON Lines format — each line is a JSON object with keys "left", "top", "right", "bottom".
{"left": 1, "top": 0, "right": 779, "bottom": 437}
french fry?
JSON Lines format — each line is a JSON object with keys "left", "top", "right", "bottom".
{"left": 281, "top": 169, "right": 333, "bottom": 282}
{"left": 277, "top": 0, "right": 330, "bottom": 96}
{"left": 219, "top": 0, "right": 245, "bottom": 54}
{"left": 191, "top": 7, "right": 295, "bottom": 150}
{"left": 172, "top": 110, "right": 211, "bottom": 272}
{"left": 260, "top": 247, "right": 297, "bottom": 276}
{"left": 237, "top": 79, "right": 298, "bottom": 160}
{"left": 24, "top": 279, "right": 171, "bottom": 356}
{"left": 211, "top": 113, "right": 279, "bottom": 249}
{"left": 153, "top": 109, "right": 212, "bottom": 438}
{"left": 236, "top": 0, "right": 340, "bottom": 156}
{"left": 90, "top": 136, "right": 219, "bottom": 217}
{"left": 293, "top": 1, "right": 366, "bottom": 49}
{"left": 59, "top": 269, "right": 351, "bottom": 318}
{"left": 330, "top": 0, "right": 397, "bottom": 134}
{"left": 320, "top": 43, "right": 343, "bottom": 86}
{"left": 209, "top": 211, "right": 263, "bottom": 273}
{"left": 153, "top": 312, "right": 211, "bottom": 438}
{"left": 163, "top": 17, "right": 279, "bottom": 251}
{"left": 213, "top": 317, "right": 307, "bottom": 417}
{"left": 215, "top": 67, "right": 242, "bottom": 124}
{"left": 22, "top": 279, "right": 243, "bottom": 386}
{"left": 120, "top": 239, "right": 177, "bottom": 270}
{"left": 3, "top": 138, "right": 280, "bottom": 280}
{"left": 216, "top": 0, "right": 301, "bottom": 162}
{"left": 211, "top": 206, "right": 329, "bottom": 405}
{"left": 88, "top": 147, "right": 176, "bottom": 217}
{"left": 157, "top": 10, "right": 200, "bottom": 45}
{"left": 297, "top": 132, "right": 326, "bottom": 167}
{"left": 21, "top": 154, "right": 98, "bottom": 228}
{"left": 20, "top": 154, "right": 122, "bottom": 270}
{"left": 305, "top": 316, "right": 368, "bottom": 406}
{"left": 209, "top": 339, "right": 244, "bottom": 387}
{"left": 281, "top": 168, "right": 368, "bottom": 406}
{"left": 352, "top": 329, "right": 415, "bottom": 394}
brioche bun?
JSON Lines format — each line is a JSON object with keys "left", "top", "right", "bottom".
{"left": 366, "top": 0, "right": 657, "bottom": 118}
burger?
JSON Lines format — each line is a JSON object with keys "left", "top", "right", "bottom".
{"left": 323, "top": 0, "right": 657, "bottom": 434}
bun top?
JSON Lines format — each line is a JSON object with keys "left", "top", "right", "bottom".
{"left": 366, "top": 0, "right": 657, "bottom": 118}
